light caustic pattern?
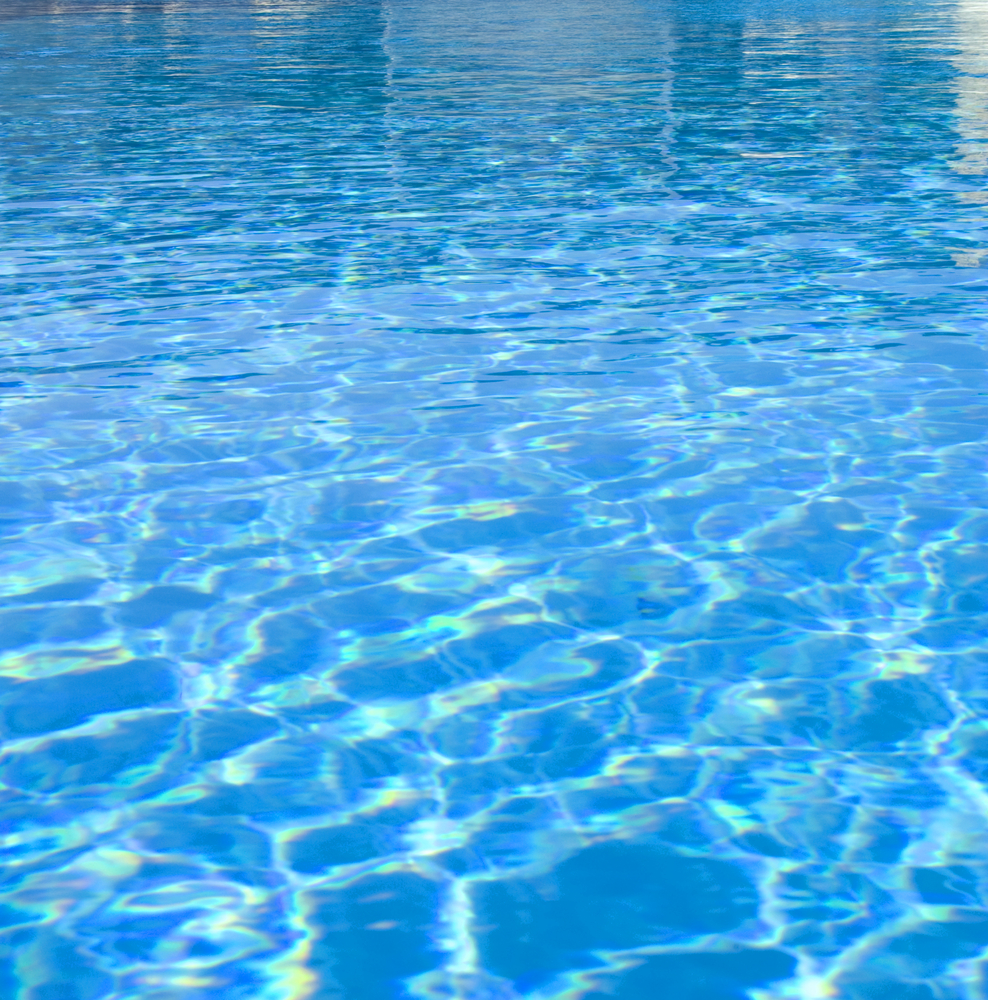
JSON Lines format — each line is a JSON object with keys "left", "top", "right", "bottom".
{"left": 2, "top": 0, "right": 988, "bottom": 998}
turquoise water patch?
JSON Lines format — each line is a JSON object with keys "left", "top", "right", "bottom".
{"left": 2, "top": 0, "right": 988, "bottom": 997}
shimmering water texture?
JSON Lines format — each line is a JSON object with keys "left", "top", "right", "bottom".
{"left": 3, "top": 0, "right": 988, "bottom": 998}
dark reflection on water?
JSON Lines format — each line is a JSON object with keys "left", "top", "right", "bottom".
{"left": 1, "top": 0, "right": 988, "bottom": 998}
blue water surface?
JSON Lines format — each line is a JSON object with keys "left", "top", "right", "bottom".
{"left": 2, "top": 0, "right": 988, "bottom": 997}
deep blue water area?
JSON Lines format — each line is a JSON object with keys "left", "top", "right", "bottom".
{"left": 2, "top": 0, "right": 988, "bottom": 997}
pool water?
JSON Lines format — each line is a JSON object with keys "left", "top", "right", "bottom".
{"left": 2, "top": 0, "right": 988, "bottom": 997}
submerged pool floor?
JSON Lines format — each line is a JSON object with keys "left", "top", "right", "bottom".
{"left": 2, "top": 0, "right": 988, "bottom": 997}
